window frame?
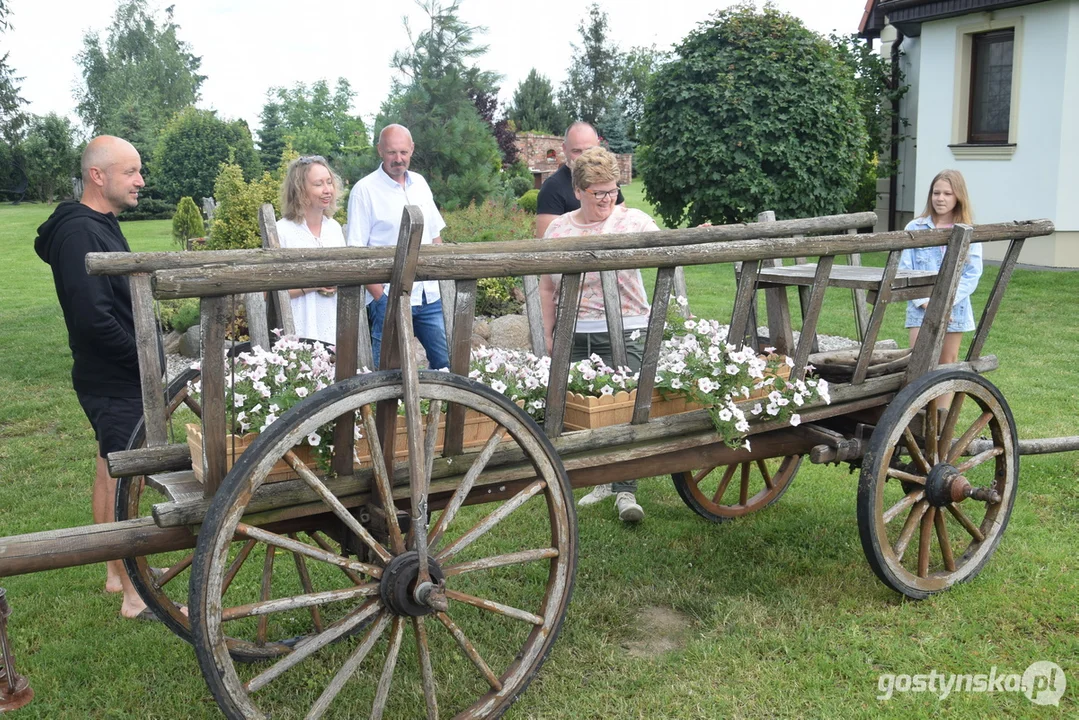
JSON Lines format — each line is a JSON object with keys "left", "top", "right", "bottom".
{"left": 949, "top": 17, "right": 1023, "bottom": 160}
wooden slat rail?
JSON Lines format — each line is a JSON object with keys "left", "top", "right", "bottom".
{"left": 257, "top": 204, "right": 295, "bottom": 336}
{"left": 87, "top": 212, "right": 882, "bottom": 276}
{"left": 630, "top": 268, "right": 676, "bottom": 425}
{"left": 599, "top": 271, "right": 628, "bottom": 369}
{"left": 333, "top": 285, "right": 362, "bottom": 476}
{"left": 129, "top": 274, "right": 167, "bottom": 446}
{"left": 199, "top": 296, "right": 229, "bottom": 497}
{"left": 140, "top": 221, "right": 1053, "bottom": 301}
{"left": 544, "top": 274, "right": 583, "bottom": 437}
{"left": 444, "top": 279, "right": 477, "bottom": 457}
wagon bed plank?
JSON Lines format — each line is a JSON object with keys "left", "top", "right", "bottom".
{"left": 758, "top": 263, "right": 937, "bottom": 290}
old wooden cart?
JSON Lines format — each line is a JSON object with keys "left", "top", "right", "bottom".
{"left": 0, "top": 208, "right": 1067, "bottom": 718}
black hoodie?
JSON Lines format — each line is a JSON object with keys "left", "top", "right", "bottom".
{"left": 35, "top": 201, "right": 140, "bottom": 397}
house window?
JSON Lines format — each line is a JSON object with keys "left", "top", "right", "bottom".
{"left": 967, "top": 30, "right": 1014, "bottom": 144}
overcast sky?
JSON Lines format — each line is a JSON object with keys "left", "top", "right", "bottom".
{"left": 4, "top": 0, "right": 871, "bottom": 136}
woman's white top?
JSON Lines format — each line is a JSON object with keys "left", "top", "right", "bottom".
{"left": 275, "top": 215, "right": 345, "bottom": 345}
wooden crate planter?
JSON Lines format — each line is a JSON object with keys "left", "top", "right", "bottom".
{"left": 563, "top": 361, "right": 792, "bottom": 431}
{"left": 187, "top": 408, "right": 505, "bottom": 484}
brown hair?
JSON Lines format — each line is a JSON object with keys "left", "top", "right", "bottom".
{"left": 571, "top": 146, "right": 619, "bottom": 191}
{"left": 280, "top": 156, "right": 342, "bottom": 222}
{"left": 920, "top": 169, "right": 973, "bottom": 225}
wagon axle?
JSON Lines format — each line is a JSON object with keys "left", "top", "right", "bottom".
{"left": 924, "top": 463, "right": 1002, "bottom": 507}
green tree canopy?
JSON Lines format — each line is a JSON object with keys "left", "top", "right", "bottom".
{"left": 74, "top": 0, "right": 204, "bottom": 148}
{"left": 508, "top": 69, "right": 566, "bottom": 135}
{"left": 257, "top": 79, "right": 368, "bottom": 170}
{"left": 378, "top": 0, "right": 501, "bottom": 210}
{"left": 638, "top": 3, "right": 868, "bottom": 227}
{"left": 617, "top": 44, "right": 665, "bottom": 145}
{"left": 153, "top": 107, "right": 260, "bottom": 205}
{"left": 559, "top": 3, "right": 620, "bottom": 126}
{"left": 22, "top": 113, "right": 78, "bottom": 203}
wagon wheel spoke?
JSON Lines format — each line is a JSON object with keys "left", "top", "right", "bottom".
{"left": 305, "top": 611, "right": 392, "bottom": 720}
{"left": 307, "top": 531, "right": 368, "bottom": 586}
{"left": 938, "top": 392, "right": 965, "bottom": 458}
{"left": 435, "top": 479, "right": 547, "bottom": 563}
{"left": 755, "top": 459, "right": 774, "bottom": 489}
{"left": 894, "top": 500, "right": 928, "bottom": 562}
{"left": 917, "top": 506, "right": 936, "bottom": 578}
{"left": 955, "top": 447, "right": 1004, "bottom": 474}
{"left": 445, "top": 588, "right": 544, "bottom": 626}
{"left": 155, "top": 553, "right": 193, "bottom": 586}
{"left": 245, "top": 600, "right": 384, "bottom": 694}
{"left": 934, "top": 509, "right": 956, "bottom": 572}
{"left": 924, "top": 398, "right": 939, "bottom": 464}
{"left": 738, "top": 462, "right": 750, "bottom": 505}
{"left": 359, "top": 405, "right": 405, "bottom": 555}
{"left": 220, "top": 582, "right": 380, "bottom": 622}
{"left": 883, "top": 489, "right": 925, "bottom": 525}
{"left": 902, "top": 427, "right": 932, "bottom": 474}
{"left": 435, "top": 611, "right": 503, "bottom": 691}
{"left": 946, "top": 503, "right": 985, "bottom": 542}
{"left": 289, "top": 533, "right": 324, "bottom": 632}
{"left": 711, "top": 464, "right": 738, "bottom": 504}
{"left": 283, "top": 448, "right": 393, "bottom": 564}
{"left": 412, "top": 616, "right": 439, "bottom": 720}
{"left": 885, "top": 467, "right": 926, "bottom": 485}
{"left": 369, "top": 616, "right": 407, "bottom": 720}
{"left": 673, "top": 454, "right": 802, "bottom": 523}
{"left": 428, "top": 424, "right": 509, "bottom": 550}
{"left": 234, "top": 523, "right": 383, "bottom": 577}
{"left": 256, "top": 545, "right": 276, "bottom": 646}
{"left": 946, "top": 411, "right": 994, "bottom": 464}
{"left": 222, "top": 539, "right": 259, "bottom": 595}
{"left": 443, "top": 548, "right": 561, "bottom": 577}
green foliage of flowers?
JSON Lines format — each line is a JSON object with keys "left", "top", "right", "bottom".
{"left": 469, "top": 346, "right": 550, "bottom": 420}
{"left": 156, "top": 297, "right": 200, "bottom": 333}
{"left": 638, "top": 2, "right": 867, "bottom": 227}
{"left": 442, "top": 200, "right": 533, "bottom": 243}
{"left": 171, "top": 196, "right": 205, "bottom": 247}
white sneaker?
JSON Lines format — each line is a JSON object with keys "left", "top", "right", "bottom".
{"left": 615, "top": 492, "right": 644, "bottom": 523}
{"left": 578, "top": 484, "right": 613, "bottom": 506}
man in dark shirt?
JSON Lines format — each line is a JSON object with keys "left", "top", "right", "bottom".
{"left": 534, "top": 121, "right": 624, "bottom": 238}
{"left": 34, "top": 136, "right": 150, "bottom": 620}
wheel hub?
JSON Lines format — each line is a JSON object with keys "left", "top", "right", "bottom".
{"left": 924, "top": 463, "right": 961, "bottom": 507}
{"left": 379, "top": 551, "right": 446, "bottom": 617}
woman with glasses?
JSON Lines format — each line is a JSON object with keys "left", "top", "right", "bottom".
{"left": 277, "top": 155, "right": 346, "bottom": 345}
{"left": 539, "top": 145, "right": 660, "bottom": 522}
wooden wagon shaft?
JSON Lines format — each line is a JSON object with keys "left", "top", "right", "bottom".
{"left": 85, "top": 212, "right": 879, "bottom": 276}
{"left": 142, "top": 220, "right": 1054, "bottom": 300}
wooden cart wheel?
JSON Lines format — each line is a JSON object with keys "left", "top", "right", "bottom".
{"left": 190, "top": 370, "right": 577, "bottom": 719}
{"left": 671, "top": 455, "right": 802, "bottom": 523}
{"left": 857, "top": 369, "right": 1018, "bottom": 599}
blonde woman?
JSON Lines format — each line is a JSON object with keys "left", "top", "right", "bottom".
{"left": 277, "top": 156, "right": 345, "bottom": 344}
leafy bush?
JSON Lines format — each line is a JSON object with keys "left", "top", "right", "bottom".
{"left": 172, "top": 196, "right": 205, "bottom": 247}
{"left": 442, "top": 201, "right": 533, "bottom": 244}
{"left": 518, "top": 189, "right": 539, "bottom": 214}
{"left": 153, "top": 107, "right": 261, "bottom": 205}
{"left": 476, "top": 277, "right": 523, "bottom": 317}
{"left": 157, "top": 298, "right": 200, "bottom": 333}
{"left": 205, "top": 162, "right": 281, "bottom": 250}
{"left": 638, "top": 3, "right": 867, "bottom": 226}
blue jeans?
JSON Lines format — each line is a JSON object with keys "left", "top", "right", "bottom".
{"left": 368, "top": 294, "right": 450, "bottom": 370}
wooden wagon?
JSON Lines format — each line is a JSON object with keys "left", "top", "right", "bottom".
{"left": 0, "top": 207, "right": 1067, "bottom": 718}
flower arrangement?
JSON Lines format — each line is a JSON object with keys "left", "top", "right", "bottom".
{"left": 566, "top": 354, "right": 638, "bottom": 397}
{"left": 656, "top": 304, "right": 830, "bottom": 448}
{"left": 468, "top": 346, "right": 550, "bottom": 420}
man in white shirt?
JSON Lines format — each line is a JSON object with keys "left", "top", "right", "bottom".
{"left": 347, "top": 124, "right": 450, "bottom": 369}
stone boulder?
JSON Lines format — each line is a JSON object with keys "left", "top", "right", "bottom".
{"left": 488, "top": 314, "right": 531, "bottom": 351}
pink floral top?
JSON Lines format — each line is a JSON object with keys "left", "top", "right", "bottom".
{"left": 544, "top": 205, "right": 657, "bottom": 333}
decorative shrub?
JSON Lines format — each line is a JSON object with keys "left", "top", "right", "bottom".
{"left": 172, "top": 196, "right": 205, "bottom": 247}
{"left": 475, "top": 277, "right": 523, "bottom": 317}
{"left": 157, "top": 298, "right": 200, "bottom": 333}
{"left": 518, "top": 189, "right": 539, "bottom": 214}
{"left": 205, "top": 162, "right": 281, "bottom": 250}
{"left": 442, "top": 200, "right": 533, "bottom": 244}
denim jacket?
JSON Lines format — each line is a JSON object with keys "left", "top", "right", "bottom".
{"left": 899, "top": 216, "right": 983, "bottom": 331}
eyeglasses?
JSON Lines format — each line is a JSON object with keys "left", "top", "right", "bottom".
{"left": 584, "top": 188, "right": 619, "bottom": 200}
{"left": 297, "top": 155, "right": 326, "bottom": 164}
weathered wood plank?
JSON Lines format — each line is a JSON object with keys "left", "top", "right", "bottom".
{"left": 631, "top": 267, "right": 675, "bottom": 425}
{"left": 852, "top": 251, "right": 902, "bottom": 384}
{"left": 444, "top": 279, "right": 477, "bottom": 457}
{"left": 672, "top": 267, "right": 691, "bottom": 318}
{"left": 245, "top": 291, "right": 270, "bottom": 350}
{"left": 199, "top": 295, "right": 229, "bottom": 497}
{"left": 791, "top": 256, "right": 835, "bottom": 378}
{"left": 905, "top": 225, "right": 973, "bottom": 384}
{"left": 599, "top": 270, "right": 628, "bottom": 369}
{"left": 107, "top": 443, "right": 191, "bottom": 478}
{"left": 848, "top": 229, "right": 870, "bottom": 341}
{"left": 729, "top": 260, "right": 761, "bottom": 348}
{"left": 439, "top": 279, "right": 456, "bottom": 344}
{"left": 757, "top": 264, "right": 937, "bottom": 289}
{"left": 130, "top": 274, "right": 167, "bottom": 446}
{"left": 544, "top": 273, "right": 582, "bottom": 437}
{"left": 257, "top": 203, "right": 295, "bottom": 336}
{"left": 521, "top": 274, "right": 547, "bottom": 356}
{"left": 147, "top": 220, "right": 1054, "bottom": 299}
{"left": 333, "top": 285, "right": 362, "bottom": 476}
{"left": 89, "top": 212, "right": 881, "bottom": 275}
{"left": 966, "top": 238, "right": 1024, "bottom": 362}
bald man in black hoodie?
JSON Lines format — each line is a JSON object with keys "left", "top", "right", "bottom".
{"left": 34, "top": 135, "right": 151, "bottom": 620}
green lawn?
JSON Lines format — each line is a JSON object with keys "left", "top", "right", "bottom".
{"left": 0, "top": 202, "right": 1076, "bottom": 718}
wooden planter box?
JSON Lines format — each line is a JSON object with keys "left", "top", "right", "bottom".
{"left": 563, "top": 361, "right": 792, "bottom": 431}
{"left": 187, "top": 408, "right": 504, "bottom": 484}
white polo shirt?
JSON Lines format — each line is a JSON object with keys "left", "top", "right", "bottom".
{"left": 346, "top": 164, "right": 446, "bottom": 306}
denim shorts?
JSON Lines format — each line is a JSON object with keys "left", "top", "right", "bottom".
{"left": 905, "top": 297, "right": 976, "bottom": 333}
{"left": 76, "top": 392, "right": 144, "bottom": 457}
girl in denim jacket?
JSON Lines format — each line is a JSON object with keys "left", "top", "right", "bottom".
{"left": 899, "top": 169, "right": 981, "bottom": 365}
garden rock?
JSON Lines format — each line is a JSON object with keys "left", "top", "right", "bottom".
{"left": 473, "top": 318, "right": 491, "bottom": 341}
{"left": 162, "top": 330, "right": 182, "bottom": 355}
{"left": 180, "top": 325, "right": 201, "bottom": 358}
{"left": 488, "top": 315, "right": 530, "bottom": 350}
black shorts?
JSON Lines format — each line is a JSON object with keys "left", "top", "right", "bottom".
{"left": 76, "top": 392, "right": 144, "bottom": 458}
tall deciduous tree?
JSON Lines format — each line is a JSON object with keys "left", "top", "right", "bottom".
{"left": 639, "top": 4, "right": 867, "bottom": 227}
{"left": 617, "top": 44, "right": 665, "bottom": 145}
{"left": 379, "top": 0, "right": 501, "bottom": 210}
{"left": 259, "top": 79, "right": 368, "bottom": 166}
{"left": 508, "top": 69, "right": 566, "bottom": 135}
{"left": 74, "top": 0, "right": 204, "bottom": 148}
{"left": 559, "top": 3, "right": 620, "bottom": 126}
{"left": 153, "top": 107, "right": 260, "bottom": 205}
{"left": 23, "top": 113, "right": 78, "bottom": 203}
{"left": 0, "top": 1, "right": 26, "bottom": 145}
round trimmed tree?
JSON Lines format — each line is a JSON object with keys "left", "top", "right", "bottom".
{"left": 638, "top": 4, "right": 868, "bottom": 227}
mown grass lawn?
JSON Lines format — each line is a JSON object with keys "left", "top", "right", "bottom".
{"left": 0, "top": 201, "right": 1076, "bottom": 718}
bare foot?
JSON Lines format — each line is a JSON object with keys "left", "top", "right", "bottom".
{"left": 105, "top": 577, "right": 123, "bottom": 593}
{"left": 120, "top": 593, "right": 148, "bottom": 620}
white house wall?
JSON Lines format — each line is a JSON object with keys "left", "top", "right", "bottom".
{"left": 913, "top": 0, "right": 1077, "bottom": 266}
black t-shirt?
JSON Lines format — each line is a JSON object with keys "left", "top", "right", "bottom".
{"left": 536, "top": 164, "right": 625, "bottom": 217}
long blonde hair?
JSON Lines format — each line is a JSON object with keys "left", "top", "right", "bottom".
{"left": 920, "top": 169, "right": 973, "bottom": 225}
{"left": 280, "top": 156, "right": 342, "bottom": 222}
